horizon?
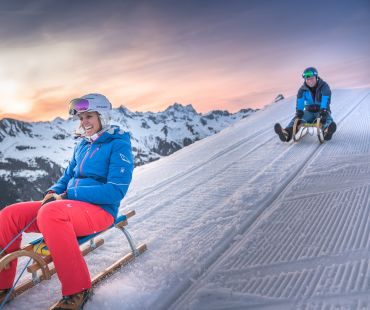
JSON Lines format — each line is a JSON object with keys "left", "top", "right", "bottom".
{"left": 0, "top": 100, "right": 259, "bottom": 123}
{"left": 0, "top": 0, "right": 369, "bottom": 122}
{"left": 1, "top": 85, "right": 369, "bottom": 123}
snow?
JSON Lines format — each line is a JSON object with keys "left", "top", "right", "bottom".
{"left": 3, "top": 88, "right": 370, "bottom": 310}
{"left": 0, "top": 169, "right": 48, "bottom": 182}
{"left": 0, "top": 104, "right": 253, "bottom": 170}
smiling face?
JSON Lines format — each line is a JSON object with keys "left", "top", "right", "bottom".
{"left": 305, "top": 76, "right": 317, "bottom": 88}
{"left": 78, "top": 111, "right": 102, "bottom": 136}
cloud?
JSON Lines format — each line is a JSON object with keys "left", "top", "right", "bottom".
{"left": 0, "top": 0, "right": 369, "bottom": 121}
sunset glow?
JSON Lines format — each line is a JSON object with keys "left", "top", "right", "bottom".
{"left": 0, "top": 0, "right": 369, "bottom": 121}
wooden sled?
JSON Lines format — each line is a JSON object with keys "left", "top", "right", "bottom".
{"left": 292, "top": 118, "right": 324, "bottom": 143}
{"left": 0, "top": 210, "right": 147, "bottom": 304}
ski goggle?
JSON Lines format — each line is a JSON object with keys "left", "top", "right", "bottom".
{"left": 302, "top": 71, "right": 317, "bottom": 79}
{"left": 68, "top": 98, "right": 90, "bottom": 116}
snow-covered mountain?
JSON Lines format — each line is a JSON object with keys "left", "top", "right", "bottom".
{"left": 4, "top": 87, "right": 370, "bottom": 310}
{"left": 0, "top": 103, "right": 255, "bottom": 207}
{"left": 274, "top": 93, "right": 285, "bottom": 102}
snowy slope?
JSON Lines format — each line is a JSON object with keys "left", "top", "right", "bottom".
{"left": 0, "top": 104, "right": 254, "bottom": 207}
{"left": 5, "top": 88, "right": 370, "bottom": 310}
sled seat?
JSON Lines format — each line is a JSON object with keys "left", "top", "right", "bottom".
{"left": 299, "top": 122, "right": 318, "bottom": 127}
{"left": 25, "top": 210, "right": 145, "bottom": 274}
{"left": 293, "top": 118, "right": 324, "bottom": 143}
{"left": 29, "top": 211, "right": 134, "bottom": 252}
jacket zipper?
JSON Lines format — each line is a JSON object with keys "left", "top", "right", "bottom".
{"left": 89, "top": 146, "right": 100, "bottom": 158}
{"left": 74, "top": 141, "right": 99, "bottom": 197}
{"left": 79, "top": 145, "right": 92, "bottom": 177}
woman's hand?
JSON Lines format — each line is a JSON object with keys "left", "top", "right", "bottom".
{"left": 41, "top": 192, "right": 55, "bottom": 205}
{"left": 41, "top": 191, "right": 67, "bottom": 205}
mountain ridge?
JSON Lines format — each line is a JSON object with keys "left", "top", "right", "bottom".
{"left": 0, "top": 102, "right": 256, "bottom": 207}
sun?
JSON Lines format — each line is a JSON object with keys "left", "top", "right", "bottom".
{"left": 0, "top": 79, "right": 31, "bottom": 115}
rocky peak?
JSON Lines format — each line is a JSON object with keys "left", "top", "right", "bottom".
{"left": 164, "top": 103, "right": 197, "bottom": 115}
{"left": 274, "top": 94, "right": 285, "bottom": 102}
{"left": 0, "top": 118, "right": 33, "bottom": 142}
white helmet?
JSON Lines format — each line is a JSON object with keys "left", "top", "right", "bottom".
{"left": 69, "top": 93, "right": 112, "bottom": 127}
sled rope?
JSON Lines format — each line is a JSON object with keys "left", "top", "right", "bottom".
{"left": 0, "top": 217, "right": 37, "bottom": 256}
{"left": 0, "top": 218, "right": 41, "bottom": 310}
{"left": 0, "top": 238, "right": 44, "bottom": 309}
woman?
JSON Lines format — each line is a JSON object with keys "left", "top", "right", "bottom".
{"left": 0, "top": 94, "right": 134, "bottom": 309}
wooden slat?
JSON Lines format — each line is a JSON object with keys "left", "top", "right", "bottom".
{"left": 22, "top": 244, "right": 34, "bottom": 252}
{"left": 22, "top": 210, "right": 135, "bottom": 251}
{"left": 2, "top": 243, "right": 147, "bottom": 304}
{"left": 0, "top": 266, "right": 57, "bottom": 304}
{"left": 92, "top": 243, "right": 147, "bottom": 286}
{"left": 1, "top": 251, "right": 51, "bottom": 279}
{"left": 26, "top": 209, "right": 136, "bottom": 273}
{"left": 115, "top": 220, "right": 128, "bottom": 228}
{"left": 1, "top": 210, "right": 141, "bottom": 304}
{"left": 124, "top": 209, "right": 136, "bottom": 220}
{"left": 27, "top": 238, "right": 104, "bottom": 273}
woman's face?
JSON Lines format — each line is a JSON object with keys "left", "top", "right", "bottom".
{"left": 78, "top": 111, "right": 102, "bottom": 136}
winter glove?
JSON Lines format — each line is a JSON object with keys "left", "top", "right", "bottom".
{"left": 41, "top": 191, "right": 67, "bottom": 205}
{"left": 320, "top": 109, "right": 328, "bottom": 124}
{"left": 295, "top": 110, "right": 304, "bottom": 119}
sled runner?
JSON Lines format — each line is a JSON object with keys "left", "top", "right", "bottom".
{"left": 292, "top": 118, "right": 324, "bottom": 143}
{"left": 0, "top": 210, "right": 147, "bottom": 305}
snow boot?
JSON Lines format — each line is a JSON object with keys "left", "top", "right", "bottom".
{"left": 0, "top": 288, "right": 12, "bottom": 305}
{"left": 49, "top": 289, "right": 93, "bottom": 310}
{"left": 323, "top": 122, "right": 336, "bottom": 141}
{"left": 274, "top": 123, "right": 291, "bottom": 142}
{"left": 0, "top": 289, "right": 10, "bottom": 300}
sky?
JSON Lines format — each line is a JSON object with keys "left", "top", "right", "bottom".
{"left": 0, "top": 0, "right": 369, "bottom": 122}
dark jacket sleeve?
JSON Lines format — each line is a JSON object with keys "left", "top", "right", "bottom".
{"left": 296, "top": 86, "right": 305, "bottom": 111}
{"left": 320, "top": 81, "right": 331, "bottom": 110}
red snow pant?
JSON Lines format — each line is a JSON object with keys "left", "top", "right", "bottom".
{"left": 0, "top": 200, "right": 114, "bottom": 296}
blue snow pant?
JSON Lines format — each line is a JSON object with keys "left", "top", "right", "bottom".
{"left": 287, "top": 110, "right": 334, "bottom": 130}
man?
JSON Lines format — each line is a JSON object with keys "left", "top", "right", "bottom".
{"left": 274, "top": 67, "right": 337, "bottom": 142}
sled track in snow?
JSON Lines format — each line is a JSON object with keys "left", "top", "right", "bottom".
{"left": 160, "top": 127, "right": 327, "bottom": 310}
{"left": 126, "top": 89, "right": 367, "bottom": 211}
{"left": 125, "top": 122, "right": 278, "bottom": 206}
{"left": 125, "top": 124, "right": 278, "bottom": 217}
{"left": 166, "top": 92, "right": 370, "bottom": 309}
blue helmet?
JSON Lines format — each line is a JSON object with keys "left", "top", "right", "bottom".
{"left": 302, "top": 67, "right": 318, "bottom": 79}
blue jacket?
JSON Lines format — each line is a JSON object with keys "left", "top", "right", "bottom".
{"left": 296, "top": 78, "right": 331, "bottom": 112}
{"left": 48, "top": 126, "right": 134, "bottom": 219}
